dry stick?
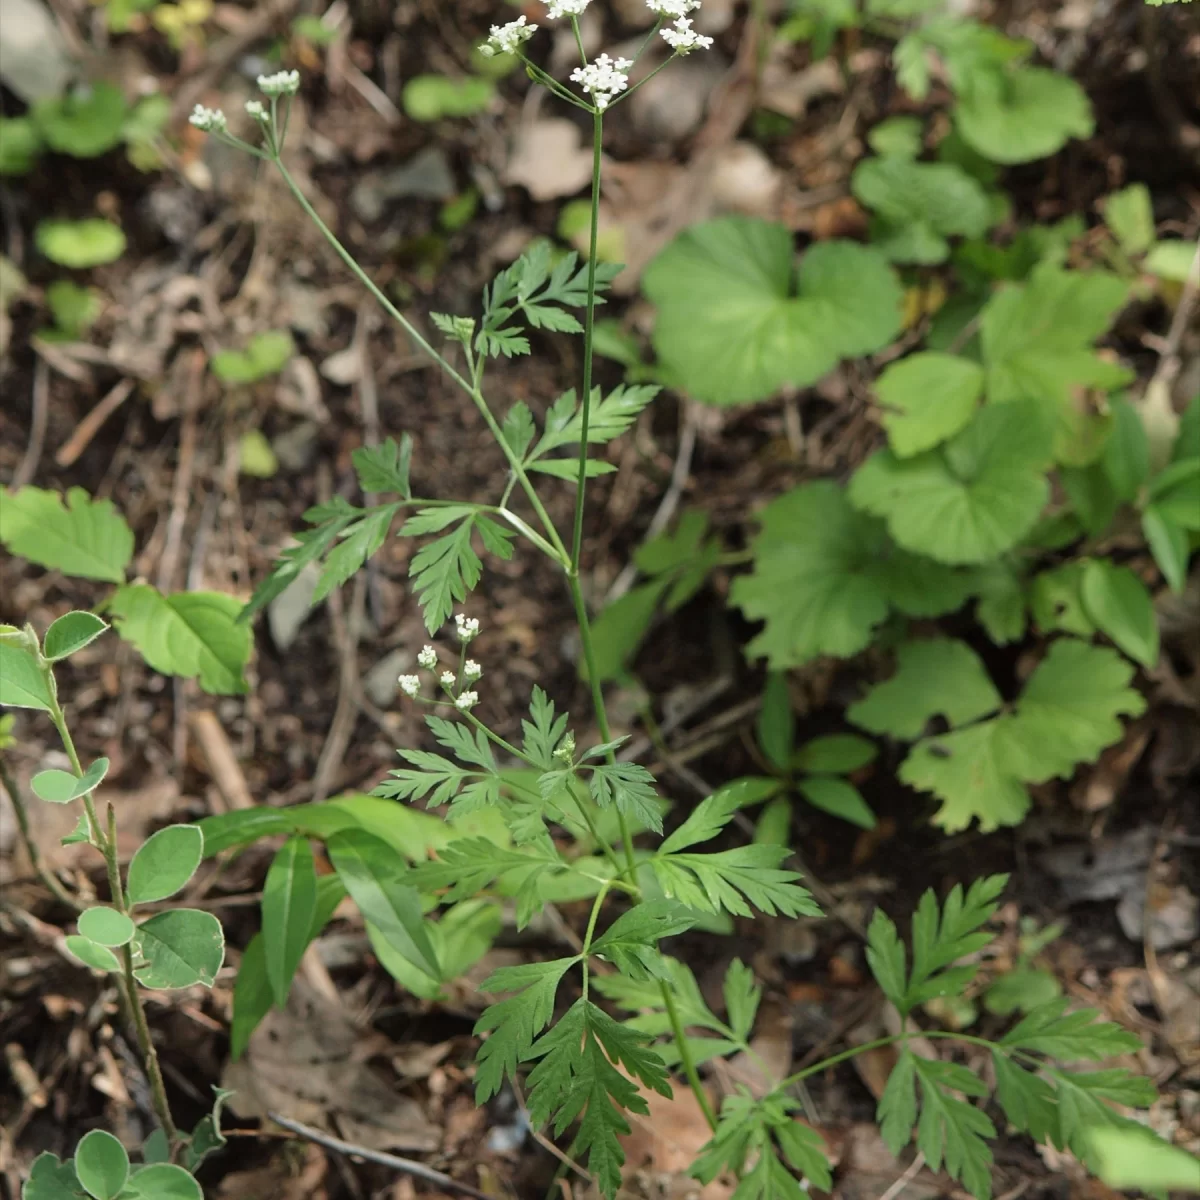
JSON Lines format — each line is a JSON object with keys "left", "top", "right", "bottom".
{"left": 14, "top": 355, "right": 49, "bottom": 488}
{"left": 54, "top": 377, "right": 136, "bottom": 468}
{"left": 266, "top": 1112, "right": 494, "bottom": 1200}
{"left": 877, "top": 1151, "right": 927, "bottom": 1200}
{"left": 0, "top": 759, "right": 81, "bottom": 912}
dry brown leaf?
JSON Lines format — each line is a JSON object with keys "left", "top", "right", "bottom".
{"left": 618, "top": 1085, "right": 732, "bottom": 1199}
{"left": 222, "top": 977, "right": 440, "bottom": 1154}
{"left": 832, "top": 1123, "right": 949, "bottom": 1200}
{"left": 504, "top": 119, "right": 595, "bottom": 202}
{"left": 216, "top": 1142, "right": 328, "bottom": 1199}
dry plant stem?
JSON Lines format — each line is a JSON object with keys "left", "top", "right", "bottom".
{"left": 0, "top": 759, "right": 80, "bottom": 912}
{"left": 45, "top": 690, "right": 181, "bottom": 1146}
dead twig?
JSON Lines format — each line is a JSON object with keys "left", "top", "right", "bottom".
{"left": 54, "top": 378, "right": 136, "bottom": 468}
{"left": 266, "top": 1111, "right": 495, "bottom": 1200}
{"left": 877, "top": 1151, "right": 927, "bottom": 1200}
{"left": 188, "top": 710, "right": 256, "bottom": 812}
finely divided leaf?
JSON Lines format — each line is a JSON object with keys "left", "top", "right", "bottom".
{"left": 652, "top": 845, "right": 820, "bottom": 919}
{"left": 999, "top": 998, "right": 1143, "bottom": 1060}
{"left": 590, "top": 901, "right": 695, "bottom": 979}
{"left": 589, "top": 762, "right": 663, "bottom": 834}
{"left": 522, "top": 686, "right": 570, "bottom": 770}
{"left": 351, "top": 436, "right": 413, "bottom": 497}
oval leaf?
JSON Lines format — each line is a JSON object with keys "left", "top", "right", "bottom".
{"left": 261, "top": 837, "right": 318, "bottom": 1008}
{"left": 22, "top": 1151, "right": 85, "bottom": 1200}
{"left": 78, "top": 906, "right": 135, "bottom": 947}
{"left": 133, "top": 908, "right": 225, "bottom": 989}
{"left": 1081, "top": 560, "right": 1159, "bottom": 668}
{"left": 74, "top": 1130, "right": 129, "bottom": 1200}
{"left": 35, "top": 218, "right": 126, "bottom": 268}
{"left": 43, "top": 611, "right": 109, "bottom": 661}
{"left": 326, "top": 828, "right": 440, "bottom": 979}
{"left": 0, "top": 641, "right": 53, "bottom": 711}
{"left": 31, "top": 757, "right": 110, "bottom": 804}
{"left": 65, "top": 935, "right": 121, "bottom": 973}
{"left": 230, "top": 933, "right": 272, "bottom": 1061}
{"left": 793, "top": 734, "right": 878, "bottom": 775}
{"left": 122, "top": 1163, "right": 203, "bottom": 1200}
{"left": 797, "top": 776, "right": 877, "bottom": 829}
{"left": 126, "top": 824, "right": 204, "bottom": 904}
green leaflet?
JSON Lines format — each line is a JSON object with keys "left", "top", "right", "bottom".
{"left": 0, "top": 486, "right": 133, "bottom": 583}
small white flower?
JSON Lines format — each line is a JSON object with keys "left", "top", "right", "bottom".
{"left": 481, "top": 14, "right": 537, "bottom": 57}
{"left": 189, "top": 104, "right": 227, "bottom": 133}
{"left": 463, "top": 660, "right": 482, "bottom": 682}
{"left": 455, "top": 690, "right": 479, "bottom": 711}
{"left": 257, "top": 69, "right": 301, "bottom": 97}
{"left": 417, "top": 645, "right": 438, "bottom": 670}
{"left": 244, "top": 100, "right": 270, "bottom": 122}
{"left": 570, "top": 53, "right": 633, "bottom": 111}
{"left": 646, "top": 0, "right": 701, "bottom": 14}
{"left": 440, "top": 671, "right": 457, "bottom": 688}
{"left": 660, "top": 16, "right": 713, "bottom": 52}
{"left": 546, "top": 0, "right": 589, "bottom": 17}
{"left": 398, "top": 674, "right": 421, "bottom": 698}
{"left": 454, "top": 613, "right": 480, "bottom": 643}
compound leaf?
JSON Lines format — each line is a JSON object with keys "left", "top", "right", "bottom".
{"left": 351, "top": 435, "right": 413, "bottom": 498}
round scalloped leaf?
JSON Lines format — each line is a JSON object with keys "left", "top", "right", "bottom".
{"left": 74, "top": 1129, "right": 129, "bottom": 1200}
{"left": 0, "top": 486, "right": 134, "bottom": 583}
{"left": 127, "top": 823, "right": 204, "bottom": 904}
{"left": 35, "top": 219, "right": 126, "bottom": 268}
{"left": 109, "top": 585, "right": 251, "bottom": 695}
{"left": 848, "top": 399, "right": 1054, "bottom": 564}
{"left": 78, "top": 906, "right": 136, "bottom": 948}
{"left": 644, "top": 217, "right": 903, "bottom": 406}
{"left": 874, "top": 352, "right": 984, "bottom": 456}
{"left": 133, "top": 908, "right": 225, "bottom": 989}
{"left": 955, "top": 66, "right": 1093, "bottom": 165}
{"left": 31, "top": 83, "right": 127, "bottom": 158}
{"left": 848, "top": 638, "right": 1002, "bottom": 740}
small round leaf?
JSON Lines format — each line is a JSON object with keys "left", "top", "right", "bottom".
{"left": 65, "top": 935, "right": 121, "bottom": 973}
{"left": 133, "top": 908, "right": 225, "bottom": 989}
{"left": 31, "top": 757, "right": 110, "bottom": 804}
{"left": 35, "top": 218, "right": 126, "bottom": 269}
{"left": 78, "top": 907, "right": 135, "bottom": 947}
{"left": 126, "top": 824, "right": 204, "bottom": 904}
{"left": 74, "top": 1129, "right": 129, "bottom": 1199}
{"left": 43, "top": 611, "right": 109, "bottom": 662}
{"left": 797, "top": 777, "right": 877, "bottom": 829}
{"left": 793, "top": 734, "right": 878, "bottom": 775}
{"left": 123, "top": 1163, "right": 203, "bottom": 1200}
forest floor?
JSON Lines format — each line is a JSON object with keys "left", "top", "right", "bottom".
{"left": 1, "top": 1, "right": 1199, "bottom": 1198}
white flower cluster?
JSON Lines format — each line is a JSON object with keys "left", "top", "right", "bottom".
{"left": 257, "top": 69, "right": 301, "bottom": 97}
{"left": 189, "top": 104, "right": 227, "bottom": 133}
{"left": 646, "top": 0, "right": 701, "bottom": 13}
{"left": 480, "top": 14, "right": 537, "bottom": 57}
{"left": 455, "top": 691, "right": 479, "bottom": 711}
{"left": 546, "top": 0, "right": 590, "bottom": 16}
{"left": 440, "top": 670, "right": 457, "bottom": 688}
{"left": 398, "top": 675, "right": 421, "bottom": 698}
{"left": 417, "top": 645, "right": 438, "bottom": 670}
{"left": 455, "top": 613, "right": 480, "bottom": 643}
{"left": 660, "top": 16, "right": 712, "bottom": 52}
{"left": 570, "top": 53, "right": 633, "bottom": 111}
{"left": 245, "top": 100, "right": 269, "bottom": 123}
{"left": 464, "top": 660, "right": 483, "bottom": 682}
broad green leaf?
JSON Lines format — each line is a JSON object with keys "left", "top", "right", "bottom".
{"left": 1102, "top": 396, "right": 1150, "bottom": 502}
{"left": 402, "top": 74, "right": 494, "bottom": 121}
{"left": 0, "top": 486, "right": 133, "bottom": 582}
{"left": 849, "top": 400, "right": 1054, "bottom": 564}
{"left": 849, "top": 638, "right": 1001, "bottom": 739}
{"left": 585, "top": 577, "right": 669, "bottom": 683}
{"left": 1145, "top": 239, "right": 1196, "bottom": 282}
{"left": 868, "top": 115, "right": 924, "bottom": 158}
{"left": 644, "top": 217, "right": 903, "bottom": 406}
{"left": 126, "top": 824, "right": 203, "bottom": 904}
{"left": 326, "top": 828, "right": 439, "bottom": 979}
{"left": 0, "top": 641, "right": 52, "bottom": 710}
{"left": 792, "top": 733, "right": 877, "bottom": 774}
{"left": 955, "top": 65, "right": 1093, "bottom": 164}
{"left": 370, "top": 898, "right": 501, "bottom": 998}
{"left": 261, "top": 837, "right": 318, "bottom": 1007}
{"left": 1061, "top": 461, "right": 1120, "bottom": 536}
{"left": 0, "top": 116, "right": 41, "bottom": 175}
{"left": 1086, "top": 1126, "right": 1200, "bottom": 1191}
{"left": 109, "top": 585, "right": 251, "bottom": 694}
{"left": 852, "top": 157, "right": 993, "bottom": 264}
{"left": 35, "top": 218, "right": 126, "bottom": 268}
{"left": 1102, "top": 184, "right": 1155, "bottom": 257}
{"left": 120, "top": 1164, "right": 203, "bottom": 1200}
{"left": 133, "top": 909, "right": 225, "bottom": 989}
{"left": 1031, "top": 561, "right": 1095, "bottom": 638}
{"left": 31, "top": 757, "right": 110, "bottom": 803}
{"left": 873, "top": 353, "right": 984, "bottom": 456}
{"left": 1149, "top": 457, "right": 1200, "bottom": 530}
{"left": 184, "top": 1085, "right": 235, "bottom": 1174}
{"left": 77, "top": 907, "right": 135, "bottom": 947}
{"left": 984, "top": 967, "right": 1061, "bottom": 1016}
{"left": 1080, "top": 559, "right": 1159, "bottom": 666}
{"left": 22, "top": 1152, "right": 86, "bottom": 1200}
{"left": 65, "top": 935, "right": 121, "bottom": 972}
{"left": 43, "top": 612, "right": 109, "bottom": 661}
{"left": 756, "top": 672, "right": 794, "bottom": 771}
{"left": 230, "top": 933, "right": 270, "bottom": 1061}
{"left": 1142, "top": 505, "right": 1189, "bottom": 592}
{"left": 797, "top": 776, "right": 876, "bottom": 828}
{"left": 32, "top": 83, "right": 127, "bottom": 157}
{"left": 74, "top": 1129, "right": 129, "bottom": 1200}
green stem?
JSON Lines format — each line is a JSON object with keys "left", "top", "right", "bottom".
{"left": 570, "top": 109, "right": 605, "bottom": 573}
{"left": 269, "top": 157, "right": 568, "bottom": 564}
{"left": 662, "top": 985, "right": 718, "bottom": 1131}
{"left": 120, "top": 944, "right": 181, "bottom": 1144}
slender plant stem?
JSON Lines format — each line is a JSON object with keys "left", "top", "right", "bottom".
{"left": 662, "top": 985, "right": 718, "bottom": 1130}
{"left": 269, "top": 158, "right": 568, "bottom": 564}
{"left": 580, "top": 880, "right": 614, "bottom": 1003}
{"left": 570, "top": 110, "right": 605, "bottom": 573}
{"left": 44, "top": 680, "right": 181, "bottom": 1147}
{"left": 0, "top": 758, "right": 80, "bottom": 911}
